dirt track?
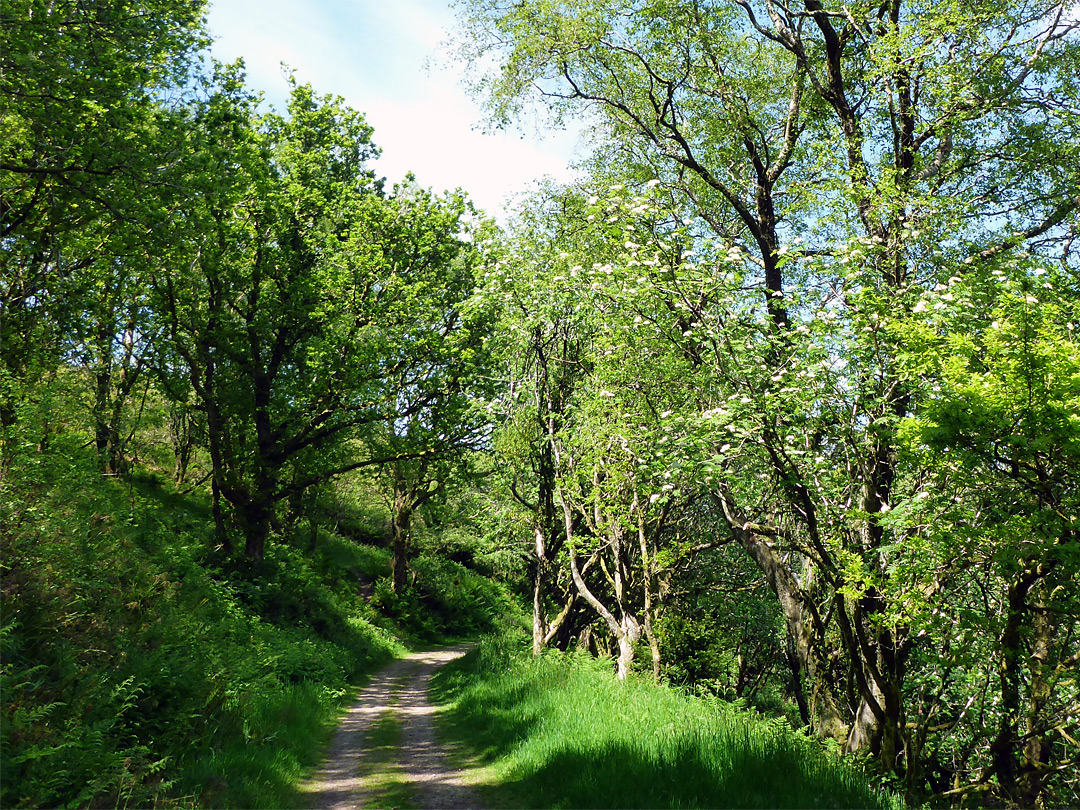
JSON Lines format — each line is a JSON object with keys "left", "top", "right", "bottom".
{"left": 302, "top": 646, "right": 480, "bottom": 810}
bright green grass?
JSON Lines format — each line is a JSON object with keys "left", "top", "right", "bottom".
{"left": 431, "top": 633, "right": 905, "bottom": 810}
{"left": 178, "top": 680, "right": 356, "bottom": 809}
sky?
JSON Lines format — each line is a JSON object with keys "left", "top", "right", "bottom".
{"left": 204, "top": 0, "right": 583, "bottom": 218}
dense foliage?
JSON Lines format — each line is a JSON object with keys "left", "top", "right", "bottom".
{"left": 1, "top": 435, "right": 402, "bottom": 807}
{"left": 451, "top": 0, "right": 1080, "bottom": 804}
{"left": 2, "top": 0, "right": 1078, "bottom": 807}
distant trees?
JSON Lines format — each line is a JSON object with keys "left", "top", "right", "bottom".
{"left": 350, "top": 185, "right": 495, "bottom": 591}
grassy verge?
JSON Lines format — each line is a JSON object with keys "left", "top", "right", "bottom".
{"left": 431, "top": 633, "right": 905, "bottom": 810}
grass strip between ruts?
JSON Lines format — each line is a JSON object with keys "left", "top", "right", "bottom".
{"left": 355, "top": 707, "right": 419, "bottom": 810}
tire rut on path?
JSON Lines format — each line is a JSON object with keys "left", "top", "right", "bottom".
{"left": 303, "top": 645, "right": 481, "bottom": 810}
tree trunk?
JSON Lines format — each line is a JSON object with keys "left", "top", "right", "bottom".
{"left": 205, "top": 423, "right": 231, "bottom": 554}
{"left": 532, "top": 521, "right": 549, "bottom": 656}
{"left": 990, "top": 567, "right": 1041, "bottom": 805}
{"left": 103, "top": 407, "right": 126, "bottom": 475}
{"left": 637, "top": 514, "right": 661, "bottom": 680}
{"left": 392, "top": 507, "right": 411, "bottom": 593}
{"left": 240, "top": 498, "right": 271, "bottom": 564}
{"left": 717, "top": 492, "right": 844, "bottom": 739}
{"left": 92, "top": 376, "right": 131, "bottom": 475}
{"left": 210, "top": 474, "right": 230, "bottom": 553}
{"left": 169, "top": 405, "right": 198, "bottom": 484}
{"left": 91, "top": 307, "right": 143, "bottom": 476}
{"left": 1020, "top": 601, "right": 1053, "bottom": 808}
{"left": 846, "top": 679, "right": 884, "bottom": 754}
{"left": 197, "top": 340, "right": 232, "bottom": 554}
{"left": 391, "top": 473, "right": 413, "bottom": 594}
{"left": 243, "top": 517, "right": 267, "bottom": 564}
{"left": 616, "top": 613, "right": 642, "bottom": 680}
{"left": 532, "top": 550, "right": 546, "bottom": 657}
{"left": 530, "top": 404, "right": 563, "bottom": 655}
{"left": 786, "top": 631, "right": 812, "bottom": 727}
{"left": 564, "top": 505, "right": 645, "bottom": 680}
{"left": 94, "top": 367, "right": 113, "bottom": 472}
{"left": 643, "top": 609, "right": 661, "bottom": 681}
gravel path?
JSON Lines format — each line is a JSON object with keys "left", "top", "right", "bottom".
{"left": 303, "top": 646, "right": 481, "bottom": 810}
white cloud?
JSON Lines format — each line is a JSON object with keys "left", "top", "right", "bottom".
{"left": 205, "top": 0, "right": 581, "bottom": 218}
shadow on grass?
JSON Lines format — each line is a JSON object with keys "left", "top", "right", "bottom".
{"left": 483, "top": 739, "right": 887, "bottom": 809}
{"left": 430, "top": 667, "right": 544, "bottom": 765}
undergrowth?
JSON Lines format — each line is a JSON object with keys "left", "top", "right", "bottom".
{"left": 1, "top": 436, "right": 439, "bottom": 809}
{"left": 370, "top": 553, "right": 518, "bottom": 642}
{"left": 431, "top": 632, "right": 906, "bottom": 810}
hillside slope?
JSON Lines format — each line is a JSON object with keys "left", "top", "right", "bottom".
{"left": 0, "top": 437, "right": 510, "bottom": 809}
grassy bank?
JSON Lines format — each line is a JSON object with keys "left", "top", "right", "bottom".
{"left": 0, "top": 436, "right": 509, "bottom": 808}
{"left": 431, "top": 633, "right": 904, "bottom": 809}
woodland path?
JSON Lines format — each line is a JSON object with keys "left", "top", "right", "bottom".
{"left": 302, "top": 645, "right": 482, "bottom": 810}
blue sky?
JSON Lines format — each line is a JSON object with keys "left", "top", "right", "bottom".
{"left": 204, "top": 0, "right": 582, "bottom": 218}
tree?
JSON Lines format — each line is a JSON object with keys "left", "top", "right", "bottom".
{"left": 891, "top": 257, "right": 1080, "bottom": 805}
{"left": 360, "top": 184, "right": 495, "bottom": 592}
{"left": 1, "top": 0, "right": 206, "bottom": 453}
{"left": 483, "top": 186, "right": 716, "bottom": 679}
{"left": 455, "top": 0, "right": 1080, "bottom": 795}
{"left": 480, "top": 188, "right": 598, "bottom": 656}
{"left": 157, "top": 73, "right": 488, "bottom": 562}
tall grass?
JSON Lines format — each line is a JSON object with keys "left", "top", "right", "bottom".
{"left": 432, "top": 633, "right": 905, "bottom": 809}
